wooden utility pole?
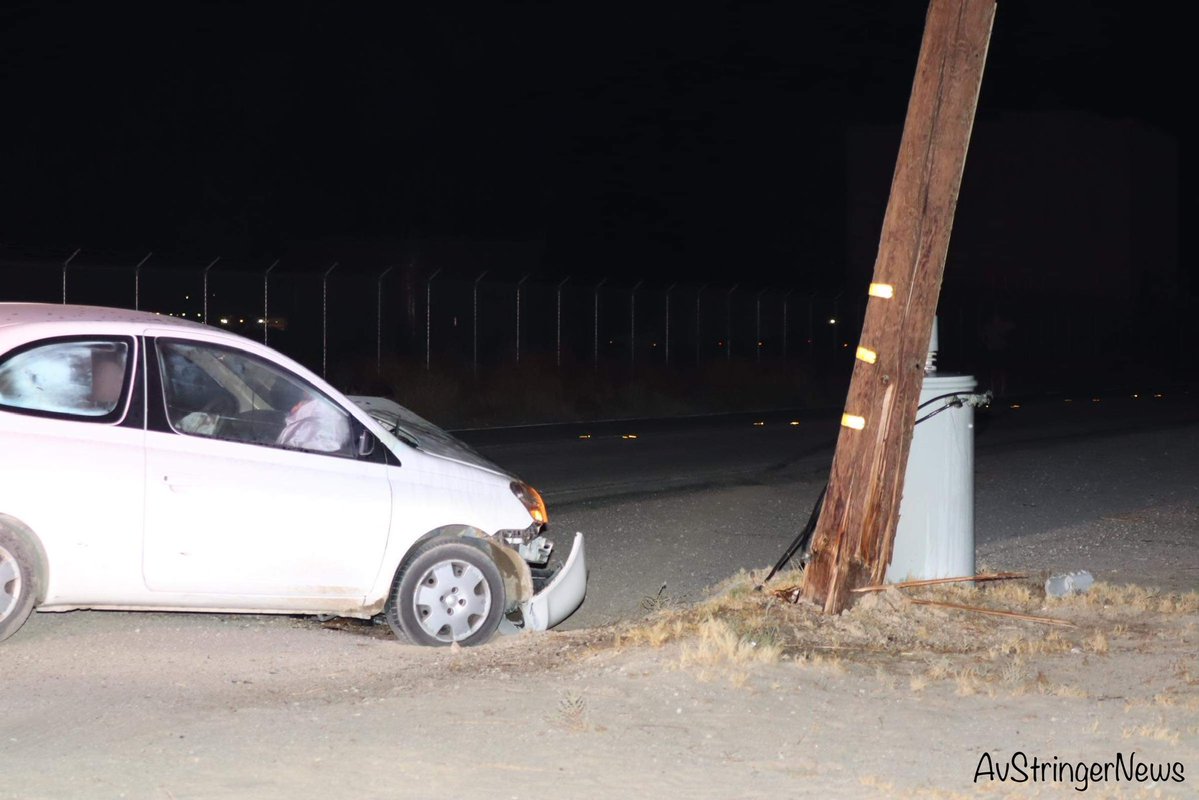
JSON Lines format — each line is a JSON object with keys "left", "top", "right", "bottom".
{"left": 801, "top": 0, "right": 996, "bottom": 614}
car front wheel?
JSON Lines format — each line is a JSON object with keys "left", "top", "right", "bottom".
{"left": 385, "top": 541, "right": 505, "bottom": 647}
{"left": 0, "top": 529, "right": 39, "bottom": 643}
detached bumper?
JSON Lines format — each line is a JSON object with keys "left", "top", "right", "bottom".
{"left": 520, "top": 532, "right": 586, "bottom": 631}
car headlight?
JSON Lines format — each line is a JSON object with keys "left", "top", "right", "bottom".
{"left": 510, "top": 480, "right": 548, "bottom": 525}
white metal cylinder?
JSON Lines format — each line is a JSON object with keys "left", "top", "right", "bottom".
{"left": 887, "top": 373, "right": 977, "bottom": 582}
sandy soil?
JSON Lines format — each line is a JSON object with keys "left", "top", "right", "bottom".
{"left": 2, "top": 424, "right": 1197, "bottom": 799}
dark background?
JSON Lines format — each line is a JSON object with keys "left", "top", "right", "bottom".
{"left": 0, "top": 1, "right": 1187, "bottom": 416}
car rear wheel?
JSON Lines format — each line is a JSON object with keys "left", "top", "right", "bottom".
{"left": 0, "top": 530, "right": 39, "bottom": 643}
{"left": 385, "top": 541, "right": 505, "bottom": 647}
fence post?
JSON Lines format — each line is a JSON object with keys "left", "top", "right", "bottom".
{"left": 695, "top": 283, "right": 708, "bottom": 365}
{"left": 425, "top": 268, "right": 442, "bottom": 371}
{"left": 807, "top": 294, "right": 815, "bottom": 357}
{"left": 593, "top": 277, "right": 607, "bottom": 371}
{"left": 830, "top": 291, "right": 841, "bottom": 354}
{"left": 755, "top": 289, "right": 764, "bottom": 363}
{"left": 321, "top": 262, "right": 338, "bottom": 378}
{"left": 630, "top": 280, "right": 643, "bottom": 368}
{"left": 725, "top": 283, "right": 739, "bottom": 362}
{"left": 782, "top": 289, "right": 795, "bottom": 362}
{"left": 62, "top": 249, "right": 80, "bottom": 304}
{"left": 376, "top": 265, "right": 396, "bottom": 375}
{"left": 474, "top": 271, "right": 489, "bottom": 378}
{"left": 262, "top": 260, "right": 279, "bottom": 345}
{"left": 556, "top": 276, "right": 570, "bottom": 368}
{"left": 133, "top": 252, "right": 152, "bottom": 311}
{"left": 664, "top": 282, "right": 677, "bottom": 366}
{"left": 202, "top": 257, "right": 221, "bottom": 325}
{"left": 516, "top": 273, "right": 531, "bottom": 364}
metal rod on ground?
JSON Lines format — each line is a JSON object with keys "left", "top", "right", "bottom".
{"left": 133, "top": 252, "right": 152, "bottom": 311}
{"left": 376, "top": 265, "right": 396, "bottom": 375}
{"left": 62, "top": 249, "right": 80, "bottom": 304}
{"left": 664, "top": 282, "right": 676, "bottom": 366}
{"left": 425, "top": 268, "right": 442, "bottom": 371}
{"left": 474, "top": 271, "right": 490, "bottom": 378}
{"left": 321, "top": 262, "right": 338, "bottom": 379}
{"left": 593, "top": 277, "right": 607, "bottom": 371}
{"left": 555, "top": 276, "right": 570, "bottom": 368}
{"left": 516, "top": 273, "right": 531, "bottom": 364}
{"left": 630, "top": 280, "right": 643, "bottom": 368}
{"left": 202, "top": 257, "right": 220, "bottom": 325}
{"left": 262, "top": 260, "right": 278, "bottom": 345}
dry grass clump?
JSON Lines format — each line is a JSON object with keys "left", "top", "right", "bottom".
{"left": 555, "top": 690, "right": 591, "bottom": 732}
{"left": 1121, "top": 723, "right": 1181, "bottom": 745}
{"left": 1056, "top": 583, "right": 1199, "bottom": 614}
{"left": 678, "top": 618, "right": 783, "bottom": 669}
{"left": 607, "top": 567, "right": 1195, "bottom": 692}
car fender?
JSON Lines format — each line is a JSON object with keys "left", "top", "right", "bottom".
{"left": 364, "top": 525, "right": 534, "bottom": 616}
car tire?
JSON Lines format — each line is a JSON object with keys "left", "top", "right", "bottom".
{"left": 0, "top": 528, "right": 40, "bottom": 643}
{"left": 384, "top": 540, "right": 505, "bottom": 647}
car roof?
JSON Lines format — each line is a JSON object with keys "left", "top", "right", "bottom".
{"left": 0, "top": 302, "right": 208, "bottom": 331}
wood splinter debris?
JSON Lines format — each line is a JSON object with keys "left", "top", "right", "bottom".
{"left": 851, "top": 572, "right": 1027, "bottom": 593}
{"left": 908, "top": 598, "right": 1077, "bottom": 627}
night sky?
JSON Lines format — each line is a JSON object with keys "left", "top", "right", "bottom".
{"left": 0, "top": 1, "right": 1181, "bottom": 285}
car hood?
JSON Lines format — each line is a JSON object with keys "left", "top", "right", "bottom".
{"left": 346, "top": 396, "right": 507, "bottom": 476}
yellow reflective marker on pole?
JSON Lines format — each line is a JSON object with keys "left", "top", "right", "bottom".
{"left": 855, "top": 346, "right": 878, "bottom": 364}
{"left": 841, "top": 413, "right": 866, "bottom": 430}
{"left": 868, "top": 283, "right": 895, "bottom": 299}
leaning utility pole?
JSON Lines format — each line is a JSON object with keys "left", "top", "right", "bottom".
{"left": 802, "top": 0, "right": 996, "bottom": 614}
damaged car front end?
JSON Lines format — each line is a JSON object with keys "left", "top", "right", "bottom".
{"left": 349, "top": 396, "right": 587, "bottom": 637}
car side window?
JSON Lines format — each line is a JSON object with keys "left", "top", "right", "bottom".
{"left": 156, "top": 339, "right": 354, "bottom": 456}
{"left": 0, "top": 338, "right": 131, "bottom": 420}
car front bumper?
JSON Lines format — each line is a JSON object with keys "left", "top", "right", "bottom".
{"left": 519, "top": 532, "right": 586, "bottom": 631}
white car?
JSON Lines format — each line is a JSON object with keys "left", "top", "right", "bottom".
{"left": 0, "top": 303, "right": 586, "bottom": 646}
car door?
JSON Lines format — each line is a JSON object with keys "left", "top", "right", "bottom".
{"left": 142, "top": 335, "right": 392, "bottom": 601}
{"left": 0, "top": 335, "right": 146, "bottom": 603}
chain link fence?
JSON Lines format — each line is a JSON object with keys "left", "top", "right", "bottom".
{"left": 2, "top": 248, "right": 1193, "bottom": 415}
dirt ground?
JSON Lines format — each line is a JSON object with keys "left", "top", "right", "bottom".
{"left": 2, "top": 425, "right": 1197, "bottom": 799}
{"left": 3, "top": 566, "right": 1195, "bottom": 798}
